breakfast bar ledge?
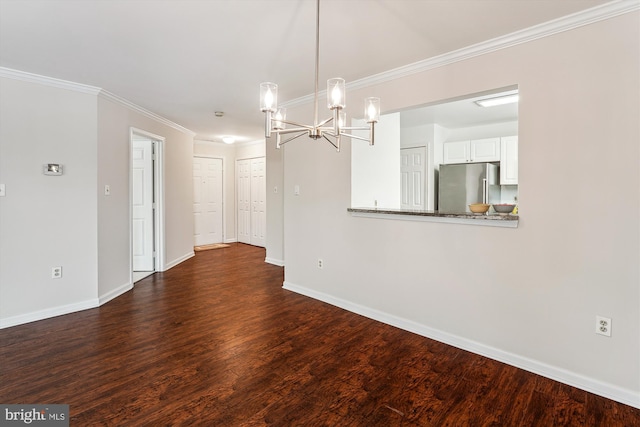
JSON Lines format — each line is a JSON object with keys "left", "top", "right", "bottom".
{"left": 348, "top": 207, "right": 519, "bottom": 228}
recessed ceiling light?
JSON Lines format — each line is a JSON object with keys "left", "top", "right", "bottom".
{"left": 475, "top": 94, "right": 519, "bottom": 107}
{"left": 214, "top": 111, "right": 224, "bottom": 117}
{"left": 222, "top": 136, "right": 235, "bottom": 144}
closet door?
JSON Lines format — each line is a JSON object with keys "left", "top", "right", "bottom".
{"left": 250, "top": 158, "right": 266, "bottom": 247}
{"left": 237, "top": 159, "right": 251, "bottom": 244}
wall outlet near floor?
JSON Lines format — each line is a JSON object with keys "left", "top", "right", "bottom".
{"left": 52, "top": 266, "right": 62, "bottom": 279}
{"left": 317, "top": 259, "right": 323, "bottom": 269}
{"left": 596, "top": 315, "right": 611, "bottom": 337}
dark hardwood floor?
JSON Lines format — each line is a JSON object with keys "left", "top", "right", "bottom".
{"left": 1, "top": 243, "right": 638, "bottom": 426}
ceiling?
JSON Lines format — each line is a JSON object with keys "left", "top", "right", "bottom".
{"left": 0, "top": 0, "right": 610, "bottom": 143}
{"left": 399, "top": 88, "right": 519, "bottom": 130}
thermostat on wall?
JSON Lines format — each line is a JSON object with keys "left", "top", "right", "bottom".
{"left": 43, "top": 164, "right": 63, "bottom": 176}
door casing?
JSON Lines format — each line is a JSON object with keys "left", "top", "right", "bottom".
{"left": 129, "top": 127, "right": 165, "bottom": 282}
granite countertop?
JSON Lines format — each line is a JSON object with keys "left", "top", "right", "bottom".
{"left": 347, "top": 207, "right": 518, "bottom": 221}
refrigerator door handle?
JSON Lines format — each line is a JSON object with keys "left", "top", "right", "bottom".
{"left": 482, "top": 178, "right": 488, "bottom": 204}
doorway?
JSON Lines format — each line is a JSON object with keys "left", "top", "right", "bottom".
{"left": 130, "top": 128, "right": 164, "bottom": 283}
{"left": 193, "top": 156, "right": 224, "bottom": 246}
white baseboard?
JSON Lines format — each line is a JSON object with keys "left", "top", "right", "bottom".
{"left": 99, "top": 281, "right": 133, "bottom": 306}
{"left": 265, "top": 257, "right": 284, "bottom": 267}
{"left": 163, "top": 251, "right": 195, "bottom": 271}
{"left": 224, "top": 238, "right": 237, "bottom": 244}
{"left": 0, "top": 298, "right": 100, "bottom": 329}
{"left": 283, "top": 281, "right": 640, "bottom": 409}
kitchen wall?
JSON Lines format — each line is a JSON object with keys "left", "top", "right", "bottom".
{"left": 351, "top": 113, "right": 401, "bottom": 209}
{"left": 269, "top": 11, "right": 639, "bottom": 406}
{"left": 444, "top": 121, "right": 518, "bottom": 142}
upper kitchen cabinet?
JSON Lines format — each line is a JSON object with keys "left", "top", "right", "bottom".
{"left": 500, "top": 136, "right": 518, "bottom": 185}
{"left": 443, "top": 137, "right": 501, "bottom": 164}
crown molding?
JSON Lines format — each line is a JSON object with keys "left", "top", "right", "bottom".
{"left": 0, "top": 66, "right": 196, "bottom": 137}
{"left": 0, "top": 66, "right": 102, "bottom": 95}
{"left": 98, "top": 90, "right": 196, "bottom": 136}
{"left": 283, "top": 0, "right": 639, "bottom": 108}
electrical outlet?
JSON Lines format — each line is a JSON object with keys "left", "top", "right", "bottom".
{"left": 52, "top": 266, "right": 62, "bottom": 279}
{"left": 317, "top": 259, "right": 323, "bottom": 269}
{"left": 596, "top": 315, "right": 611, "bottom": 337}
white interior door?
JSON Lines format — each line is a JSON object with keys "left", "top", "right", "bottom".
{"left": 401, "top": 147, "right": 426, "bottom": 210}
{"left": 250, "top": 158, "right": 266, "bottom": 247}
{"left": 237, "top": 159, "right": 251, "bottom": 244}
{"left": 193, "top": 157, "right": 223, "bottom": 246}
{"left": 132, "top": 140, "right": 154, "bottom": 271}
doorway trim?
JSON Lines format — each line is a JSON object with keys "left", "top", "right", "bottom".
{"left": 129, "top": 127, "right": 165, "bottom": 284}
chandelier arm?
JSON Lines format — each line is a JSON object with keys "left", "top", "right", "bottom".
{"left": 274, "top": 127, "right": 312, "bottom": 135}
{"left": 279, "top": 131, "right": 309, "bottom": 146}
{"left": 275, "top": 119, "right": 314, "bottom": 130}
{"left": 273, "top": 128, "right": 313, "bottom": 135}
{"left": 340, "top": 126, "right": 371, "bottom": 131}
{"left": 322, "top": 134, "right": 340, "bottom": 151}
{"left": 339, "top": 132, "right": 370, "bottom": 142}
{"left": 316, "top": 116, "right": 333, "bottom": 127}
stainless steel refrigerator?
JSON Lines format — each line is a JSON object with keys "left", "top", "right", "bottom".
{"left": 438, "top": 163, "right": 500, "bottom": 213}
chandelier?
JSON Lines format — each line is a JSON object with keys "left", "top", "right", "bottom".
{"left": 259, "top": 0, "right": 380, "bottom": 152}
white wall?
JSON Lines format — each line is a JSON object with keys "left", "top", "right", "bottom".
{"left": 98, "top": 96, "right": 195, "bottom": 301}
{"left": 272, "top": 12, "right": 639, "bottom": 406}
{"left": 0, "top": 77, "right": 99, "bottom": 325}
{"left": 351, "top": 113, "right": 401, "bottom": 208}
{"left": 265, "top": 141, "right": 284, "bottom": 265}
{"left": 235, "top": 141, "right": 265, "bottom": 160}
{"left": 445, "top": 121, "right": 519, "bottom": 142}
{"left": 0, "top": 72, "right": 195, "bottom": 328}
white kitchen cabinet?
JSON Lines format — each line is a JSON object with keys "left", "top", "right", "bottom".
{"left": 443, "top": 137, "right": 501, "bottom": 164}
{"left": 442, "top": 140, "right": 470, "bottom": 164}
{"left": 500, "top": 136, "right": 518, "bottom": 185}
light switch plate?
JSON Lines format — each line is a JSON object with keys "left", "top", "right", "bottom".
{"left": 104, "top": 185, "right": 111, "bottom": 196}
{"left": 0, "top": 184, "right": 5, "bottom": 197}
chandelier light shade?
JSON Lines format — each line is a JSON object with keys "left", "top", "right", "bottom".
{"left": 365, "top": 97, "right": 380, "bottom": 123}
{"left": 327, "top": 78, "right": 346, "bottom": 109}
{"left": 260, "top": 82, "right": 277, "bottom": 112}
{"left": 259, "top": 0, "right": 380, "bottom": 152}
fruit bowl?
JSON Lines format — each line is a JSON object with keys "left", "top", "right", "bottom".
{"left": 469, "top": 203, "right": 490, "bottom": 214}
{"left": 492, "top": 204, "right": 516, "bottom": 215}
